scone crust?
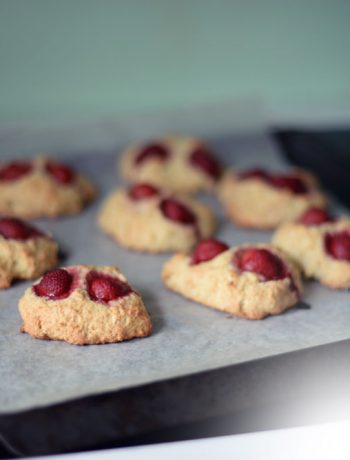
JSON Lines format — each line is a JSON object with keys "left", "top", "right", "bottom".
{"left": 98, "top": 189, "right": 215, "bottom": 253}
{"left": 119, "top": 135, "right": 219, "bottom": 193}
{"left": 0, "top": 156, "right": 96, "bottom": 218}
{"left": 217, "top": 169, "right": 327, "bottom": 229}
{"left": 19, "top": 265, "right": 152, "bottom": 345}
{"left": 0, "top": 235, "right": 58, "bottom": 289}
{"left": 162, "top": 244, "right": 302, "bottom": 320}
{"left": 273, "top": 218, "right": 350, "bottom": 289}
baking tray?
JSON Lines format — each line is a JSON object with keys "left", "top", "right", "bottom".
{"left": 1, "top": 132, "right": 350, "bottom": 455}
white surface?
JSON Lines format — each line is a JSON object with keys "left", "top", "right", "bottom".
{"left": 26, "top": 420, "right": 350, "bottom": 460}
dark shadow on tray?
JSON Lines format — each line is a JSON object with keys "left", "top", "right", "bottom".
{"left": 58, "top": 246, "right": 69, "bottom": 264}
{"left": 280, "top": 301, "right": 312, "bottom": 318}
{"left": 294, "top": 301, "right": 311, "bottom": 310}
{"left": 9, "top": 278, "right": 29, "bottom": 289}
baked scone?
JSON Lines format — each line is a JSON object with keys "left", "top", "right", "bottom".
{"left": 98, "top": 183, "right": 216, "bottom": 253}
{"left": 217, "top": 167, "right": 327, "bottom": 229}
{"left": 272, "top": 207, "right": 350, "bottom": 289}
{"left": 19, "top": 265, "right": 152, "bottom": 345}
{"left": 162, "top": 239, "right": 302, "bottom": 320}
{"left": 0, "top": 217, "right": 58, "bottom": 288}
{"left": 0, "top": 156, "right": 96, "bottom": 218}
{"left": 119, "top": 135, "right": 222, "bottom": 193}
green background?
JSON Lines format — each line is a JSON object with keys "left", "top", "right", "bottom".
{"left": 1, "top": 0, "right": 350, "bottom": 121}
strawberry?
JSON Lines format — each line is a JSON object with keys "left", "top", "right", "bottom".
{"left": 325, "top": 231, "right": 350, "bottom": 261}
{"left": 191, "top": 239, "right": 229, "bottom": 264}
{"left": 235, "top": 248, "right": 287, "bottom": 280}
{"left": 189, "top": 147, "right": 221, "bottom": 180}
{"left": 129, "top": 183, "right": 159, "bottom": 200}
{"left": 135, "top": 143, "right": 169, "bottom": 165}
{"left": 0, "top": 162, "right": 32, "bottom": 181}
{"left": 46, "top": 162, "right": 75, "bottom": 184}
{"left": 160, "top": 198, "right": 196, "bottom": 225}
{"left": 299, "top": 207, "right": 333, "bottom": 225}
{"left": 0, "top": 218, "right": 42, "bottom": 240}
{"left": 87, "top": 271, "right": 131, "bottom": 303}
{"left": 34, "top": 269, "right": 73, "bottom": 299}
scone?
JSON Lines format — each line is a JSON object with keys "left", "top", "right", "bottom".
{"left": 119, "top": 135, "right": 222, "bottom": 193}
{"left": 98, "top": 183, "right": 216, "bottom": 253}
{"left": 19, "top": 265, "right": 152, "bottom": 345}
{"left": 0, "top": 217, "right": 58, "bottom": 288}
{"left": 162, "top": 239, "right": 302, "bottom": 319}
{"left": 217, "top": 167, "right": 327, "bottom": 229}
{"left": 0, "top": 156, "right": 96, "bottom": 218}
{"left": 272, "top": 207, "right": 350, "bottom": 289}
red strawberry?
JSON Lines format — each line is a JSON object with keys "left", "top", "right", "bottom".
{"left": 46, "top": 162, "right": 75, "bottom": 184}
{"left": 189, "top": 147, "right": 221, "bottom": 180}
{"left": 129, "top": 183, "right": 159, "bottom": 200}
{"left": 235, "top": 248, "right": 287, "bottom": 280}
{"left": 86, "top": 271, "right": 131, "bottom": 303}
{"left": 270, "top": 174, "right": 308, "bottom": 194}
{"left": 239, "top": 168, "right": 271, "bottom": 181}
{"left": 0, "top": 161, "right": 32, "bottom": 181}
{"left": 191, "top": 239, "right": 229, "bottom": 265}
{"left": 0, "top": 218, "right": 42, "bottom": 240}
{"left": 299, "top": 207, "right": 333, "bottom": 226}
{"left": 325, "top": 231, "right": 350, "bottom": 261}
{"left": 160, "top": 198, "right": 196, "bottom": 225}
{"left": 34, "top": 268, "right": 73, "bottom": 299}
{"left": 239, "top": 169, "right": 308, "bottom": 194}
{"left": 135, "top": 143, "right": 169, "bottom": 165}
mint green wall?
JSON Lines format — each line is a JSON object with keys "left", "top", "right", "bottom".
{"left": 0, "top": 0, "right": 350, "bottom": 121}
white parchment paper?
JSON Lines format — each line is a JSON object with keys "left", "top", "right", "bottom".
{"left": 1, "top": 118, "right": 350, "bottom": 414}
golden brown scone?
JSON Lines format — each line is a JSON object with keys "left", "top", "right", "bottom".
{"left": 217, "top": 167, "right": 327, "bottom": 229}
{"left": 162, "top": 239, "right": 302, "bottom": 320}
{"left": 98, "top": 183, "right": 216, "bottom": 253}
{"left": 0, "top": 156, "right": 96, "bottom": 218}
{"left": 19, "top": 265, "right": 152, "bottom": 345}
{"left": 119, "top": 135, "right": 222, "bottom": 193}
{"left": 0, "top": 217, "right": 58, "bottom": 288}
{"left": 273, "top": 209, "right": 350, "bottom": 289}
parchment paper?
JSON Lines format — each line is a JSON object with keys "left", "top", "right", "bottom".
{"left": 1, "top": 131, "right": 350, "bottom": 414}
